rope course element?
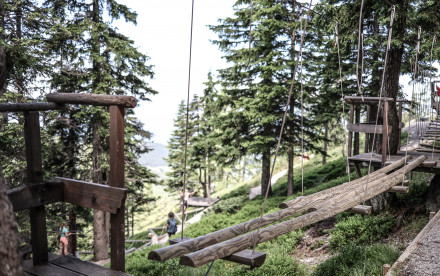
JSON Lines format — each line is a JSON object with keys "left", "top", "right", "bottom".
{"left": 181, "top": 0, "right": 195, "bottom": 240}
{"left": 430, "top": 35, "right": 437, "bottom": 159}
{"left": 356, "top": 0, "right": 365, "bottom": 97}
{"left": 250, "top": 0, "right": 313, "bottom": 253}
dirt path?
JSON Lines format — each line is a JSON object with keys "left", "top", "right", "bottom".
{"left": 249, "top": 169, "right": 288, "bottom": 200}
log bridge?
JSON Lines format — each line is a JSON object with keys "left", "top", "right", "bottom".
{"left": 1, "top": 93, "right": 136, "bottom": 275}
{"left": 148, "top": 154, "right": 427, "bottom": 268}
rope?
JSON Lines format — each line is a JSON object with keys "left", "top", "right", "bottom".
{"left": 430, "top": 35, "right": 437, "bottom": 158}
{"left": 300, "top": 11, "right": 305, "bottom": 196}
{"left": 250, "top": 0, "right": 312, "bottom": 253}
{"left": 204, "top": 260, "right": 215, "bottom": 276}
{"left": 356, "top": 0, "right": 364, "bottom": 97}
{"left": 245, "top": 0, "right": 253, "bottom": 69}
{"left": 367, "top": 6, "right": 396, "bottom": 178}
{"left": 335, "top": 22, "right": 350, "bottom": 182}
{"left": 181, "top": 0, "right": 195, "bottom": 240}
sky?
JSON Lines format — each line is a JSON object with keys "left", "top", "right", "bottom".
{"left": 116, "top": 0, "right": 236, "bottom": 145}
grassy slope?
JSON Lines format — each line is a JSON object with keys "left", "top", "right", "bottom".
{"left": 125, "top": 142, "right": 430, "bottom": 275}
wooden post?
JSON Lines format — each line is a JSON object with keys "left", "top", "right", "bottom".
{"left": 24, "top": 111, "right": 48, "bottom": 265}
{"left": 348, "top": 104, "right": 354, "bottom": 158}
{"left": 365, "top": 104, "right": 370, "bottom": 153}
{"left": 398, "top": 102, "right": 403, "bottom": 149}
{"left": 354, "top": 106, "right": 360, "bottom": 155}
{"left": 109, "top": 106, "right": 125, "bottom": 272}
{"left": 382, "top": 101, "right": 389, "bottom": 166}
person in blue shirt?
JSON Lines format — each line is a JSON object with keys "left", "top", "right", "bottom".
{"left": 166, "top": 212, "right": 178, "bottom": 237}
{"left": 59, "top": 223, "right": 71, "bottom": 255}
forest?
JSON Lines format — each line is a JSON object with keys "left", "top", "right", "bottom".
{"left": 1, "top": 0, "right": 440, "bottom": 275}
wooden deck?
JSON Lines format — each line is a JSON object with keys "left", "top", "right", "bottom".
{"left": 348, "top": 151, "right": 440, "bottom": 174}
{"left": 23, "top": 253, "right": 130, "bottom": 276}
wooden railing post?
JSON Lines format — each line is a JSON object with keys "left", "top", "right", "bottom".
{"left": 398, "top": 101, "right": 403, "bottom": 149}
{"left": 24, "top": 111, "right": 48, "bottom": 265}
{"left": 365, "top": 104, "right": 370, "bottom": 153}
{"left": 348, "top": 104, "right": 354, "bottom": 158}
{"left": 109, "top": 106, "right": 125, "bottom": 272}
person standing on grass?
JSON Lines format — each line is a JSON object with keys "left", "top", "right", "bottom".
{"left": 59, "top": 222, "right": 71, "bottom": 255}
{"left": 180, "top": 188, "right": 195, "bottom": 213}
{"left": 167, "top": 212, "right": 178, "bottom": 237}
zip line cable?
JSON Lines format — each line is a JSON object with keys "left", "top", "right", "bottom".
{"left": 181, "top": 0, "right": 195, "bottom": 240}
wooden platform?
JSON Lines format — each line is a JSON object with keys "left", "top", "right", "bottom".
{"left": 186, "top": 197, "right": 219, "bottom": 207}
{"left": 23, "top": 253, "right": 129, "bottom": 276}
{"left": 348, "top": 151, "right": 440, "bottom": 174}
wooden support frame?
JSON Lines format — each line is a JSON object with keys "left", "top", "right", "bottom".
{"left": 47, "top": 93, "right": 137, "bottom": 108}
{"left": 57, "top": 177, "right": 127, "bottom": 214}
{"left": 347, "top": 123, "right": 392, "bottom": 134}
{"left": 24, "top": 111, "right": 48, "bottom": 265}
{"left": 0, "top": 102, "right": 65, "bottom": 112}
{"left": 7, "top": 181, "right": 64, "bottom": 211}
{"left": 110, "top": 106, "right": 126, "bottom": 272}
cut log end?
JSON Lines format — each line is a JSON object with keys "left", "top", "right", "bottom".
{"left": 350, "top": 205, "right": 372, "bottom": 215}
{"left": 180, "top": 256, "right": 197, "bottom": 267}
{"left": 148, "top": 251, "right": 163, "bottom": 262}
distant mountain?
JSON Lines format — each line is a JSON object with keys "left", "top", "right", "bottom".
{"left": 139, "top": 143, "right": 168, "bottom": 168}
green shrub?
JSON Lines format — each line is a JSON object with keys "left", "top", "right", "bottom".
{"left": 313, "top": 244, "right": 400, "bottom": 276}
{"left": 212, "top": 196, "right": 247, "bottom": 214}
{"left": 329, "top": 214, "right": 395, "bottom": 249}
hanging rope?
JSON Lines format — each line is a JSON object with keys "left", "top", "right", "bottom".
{"left": 245, "top": 0, "right": 253, "bottom": 69}
{"left": 356, "top": 0, "right": 365, "bottom": 97}
{"left": 250, "top": 0, "right": 312, "bottom": 253}
{"left": 300, "top": 11, "right": 305, "bottom": 197}
{"left": 367, "top": 6, "right": 396, "bottom": 178}
{"left": 430, "top": 35, "right": 437, "bottom": 158}
{"left": 335, "top": 22, "right": 351, "bottom": 182}
{"left": 181, "top": 0, "right": 195, "bottom": 240}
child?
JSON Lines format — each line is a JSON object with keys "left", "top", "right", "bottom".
{"left": 166, "top": 212, "right": 178, "bottom": 237}
{"left": 180, "top": 189, "right": 195, "bottom": 213}
{"left": 59, "top": 223, "right": 71, "bottom": 255}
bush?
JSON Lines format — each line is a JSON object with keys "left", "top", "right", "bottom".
{"left": 329, "top": 214, "right": 395, "bottom": 249}
{"left": 313, "top": 244, "right": 400, "bottom": 276}
{"left": 212, "top": 196, "right": 247, "bottom": 214}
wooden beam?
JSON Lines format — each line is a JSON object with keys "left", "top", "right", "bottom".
{"left": 24, "top": 111, "right": 48, "bottom": 265}
{"left": 125, "top": 240, "right": 150, "bottom": 243}
{"left": 345, "top": 96, "right": 394, "bottom": 103}
{"left": 110, "top": 105, "right": 126, "bottom": 272}
{"left": 347, "top": 123, "right": 392, "bottom": 134}
{"left": 350, "top": 205, "right": 372, "bottom": 215}
{"left": 178, "top": 156, "right": 426, "bottom": 268}
{"left": 7, "top": 181, "right": 64, "bottom": 211}
{"left": 169, "top": 237, "right": 193, "bottom": 245}
{"left": 46, "top": 93, "right": 137, "bottom": 108}
{"left": 57, "top": 177, "right": 126, "bottom": 214}
{"left": 388, "top": 186, "right": 409, "bottom": 194}
{"left": 0, "top": 102, "right": 65, "bottom": 112}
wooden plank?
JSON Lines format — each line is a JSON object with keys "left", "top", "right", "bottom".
{"left": 109, "top": 105, "right": 126, "bottom": 272}
{"left": 350, "top": 205, "right": 372, "bottom": 215}
{"left": 48, "top": 253, "right": 129, "bottom": 276}
{"left": 347, "top": 123, "right": 391, "bottom": 134}
{"left": 7, "top": 181, "right": 64, "bottom": 211}
{"left": 184, "top": 207, "right": 205, "bottom": 214}
{"left": 23, "top": 262, "right": 82, "bottom": 276}
{"left": 423, "top": 161, "right": 437, "bottom": 167}
{"left": 47, "top": 93, "right": 137, "bottom": 108}
{"left": 388, "top": 186, "right": 409, "bottom": 194}
{"left": 186, "top": 197, "right": 219, "bottom": 207}
{"left": 178, "top": 156, "right": 427, "bottom": 268}
{"left": 24, "top": 111, "right": 48, "bottom": 265}
{"left": 420, "top": 143, "right": 440, "bottom": 149}
{"left": 416, "top": 148, "right": 440, "bottom": 153}
{"left": 222, "top": 249, "right": 266, "bottom": 267}
{"left": 0, "top": 102, "right": 65, "bottom": 112}
{"left": 57, "top": 177, "right": 126, "bottom": 214}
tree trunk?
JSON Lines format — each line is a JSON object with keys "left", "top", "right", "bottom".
{"left": 354, "top": 106, "right": 360, "bottom": 155}
{"left": 374, "top": 0, "right": 407, "bottom": 155}
{"left": 0, "top": 180, "right": 23, "bottom": 275}
{"left": 261, "top": 150, "right": 272, "bottom": 197}
{"left": 242, "top": 155, "right": 247, "bottom": 182}
{"left": 323, "top": 121, "right": 328, "bottom": 165}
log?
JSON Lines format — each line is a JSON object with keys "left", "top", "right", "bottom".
{"left": 125, "top": 240, "right": 150, "bottom": 243}
{"left": 0, "top": 102, "right": 65, "bottom": 112}
{"left": 46, "top": 93, "right": 137, "bottom": 108}
{"left": 149, "top": 157, "right": 412, "bottom": 263}
{"left": 350, "top": 205, "right": 372, "bottom": 215}
{"left": 388, "top": 186, "right": 409, "bottom": 194}
{"left": 7, "top": 181, "right": 64, "bottom": 211}
{"left": 281, "top": 156, "right": 411, "bottom": 208}
{"left": 347, "top": 123, "right": 391, "bottom": 134}
{"left": 56, "top": 177, "right": 127, "bottom": 214}
{"left": 416, "top": 148, "right": 440, "bottom": 153}
{"left": 179, "top": 156, "right": 426, "bottom": 268}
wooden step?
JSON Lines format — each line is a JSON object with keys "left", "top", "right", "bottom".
{"left": 388, "top": 186, "right": 409, "bottom": 194}
{"left": 350, "top": 205, "right": 372, "bottom": 215}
